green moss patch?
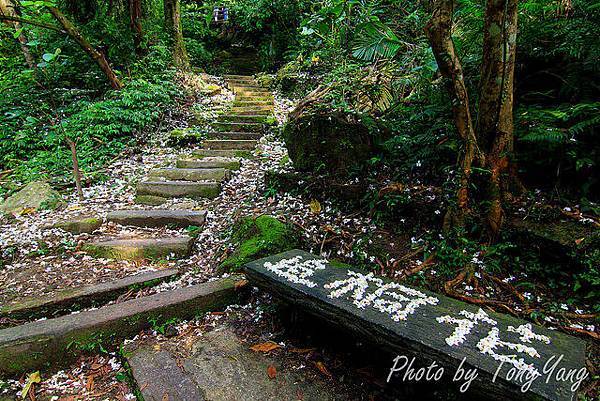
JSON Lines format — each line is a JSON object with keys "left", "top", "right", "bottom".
{"left": 220, "top": 215, "right": 301, "bottom": 272}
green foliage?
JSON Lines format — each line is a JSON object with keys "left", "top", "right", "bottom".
{"left": 426, "top": 231, "right": 515, "bottom": 279}
{"left": 574, "top": 249, "right": 600, "bottom": 310}
{"left": 352, "top": 21, "right": 403, "bottom": 61}
{"left": 220, "top": 215, "right": 301, "bottom": 272}
{"left": 0, "top": 77, "right": 180, "bottom": 193}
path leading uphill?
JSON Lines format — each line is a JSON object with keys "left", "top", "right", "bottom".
{"left": 0, "top": 74, "right": 379, "bottom": 400}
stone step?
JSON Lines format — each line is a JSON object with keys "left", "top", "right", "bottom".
{"left": 0, "top": 276, "right": 247, "bottom": 376}
{"left": 233, "top": 89, "right": 272, "bottom": 96}
{"left": 233, "top": 100, "right": 273, "bottom": 107}
{"left": 229, "top": 108, "right": 273, "bottom": 116}
{"left": 127, "top": 325, "right": 340, "bottom": 401}
{"left": 137, "top": 180, "right": 221, "bottom": 200}
{"left": 214, "top": 121, "right": 263, "bottom": 132}
{"left": 203, "top": 139, "right": 257, "bottom": 151}
{"left": 168, "top": 128, "right": 204, "bottom": 146}
{"left": 235, "top": 95, "right": 274, "bottom": 102}
{"left": 232, "top": 104, "right": 274, "bottom": 111}
{"left": 1, "top": 269, "right": 179, "bottom": 320}
{"left": 192, "top": 149, "right": 253, "bottom": 159}
{"left": 245, "top": 250, "right": 587, "bottom": 401}
{"left": 83, "top": 236, "right": 194, "bottom": 260}
{"left": 176, "top": 157, "right": 241, "bottom": 170}
{"left": 206, "top": 131, "right": 262, "bottom": 140}
{"left": 218, "top": 114, "right": 272, "bottom": 123}
{"left": 227, "top": 79, "right": 258, "bottom": 86}
{"left": 107, "top": 210, "right": 207, "bottom": 228}
{"left": 228, "top": 84, "right": 262, "bottom": 92}
{"left": 148, "top": 167, "right": 230, "bottom": 182}
{"left": 224, "top": 74, "right": 255, "bottom": 81}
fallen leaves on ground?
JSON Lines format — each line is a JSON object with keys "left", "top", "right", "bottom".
{"left": 309, "top": 199, "right": 322, "bottom": 214}
{"left": 235, "top": 279, "right": 249, "bottom": 289}
{"left": 267, "top": 365, "right": 277, "bottom": 379}
{"left": 250, "top": 341, "right": 280, "bottom": 353}
{"left": 314, "top": 361, "right": 332, "bottom": 378}
{"left": 20, "top": 371, "right": 41, "bottom": 399}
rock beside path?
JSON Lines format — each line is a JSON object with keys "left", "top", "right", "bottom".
{"left": 0, "top": 181, "right": 63, "bottom": 214}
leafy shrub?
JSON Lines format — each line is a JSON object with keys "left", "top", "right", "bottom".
{"left": 0, "top": 78, "right": 180, "bottom": 194}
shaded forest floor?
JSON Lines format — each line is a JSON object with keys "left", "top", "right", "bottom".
{"left": 0, "top": 72, "right": 598, "bottom": 400}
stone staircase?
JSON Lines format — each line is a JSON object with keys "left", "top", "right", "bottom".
{"left": 0, "top": 75, "right": 273, "bottom": 379}
{"left": 83, "top": 75, "right": 274, "bottom": 262}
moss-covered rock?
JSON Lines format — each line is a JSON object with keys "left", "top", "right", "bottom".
{"left": 220, "top": 215, "right": 301, "bottom": 272}
{"left": 135, "top": 194, "right": 167, "bottom": 206}
{"left": 509, "top": 218, "right": 600, "bottom": 269}
{"left": 53, "top": 217, "right": 103, "bottom": 234}
{"left": 0, "top": 181, "right": 64, "bottom": 214}
{"left": 169, "top": 128, "right": 205, "bottom": 146}
{"left": 283, "top": 111, "right": 376, "bottom": 176}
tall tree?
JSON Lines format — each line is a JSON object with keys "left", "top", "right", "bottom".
{"left": 425, "top": 0, "right": 519, "bottom": 239}
{"left": 164, "top": 0, "right": 189, "bottom": 69}
{"left": 0, "top": 0, "right": 36, "bottom": 69}
{"left": 477, "top": 0, "right": 519, "bottom": 236}
{"left": 129, "top": 0, "right": 144, "bottom": 55}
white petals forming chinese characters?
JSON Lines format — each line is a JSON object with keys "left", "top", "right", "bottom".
{"left": 436, "top": 308, "right": 497, "bottom": 346}
{"left": 507, "top": 323, "right": 551, "bottom": 344}
{"left": 324, "top": 271, "right": 439, "bottom": 321}
{"left": 437, "top": 308, "right": 551, "bottom": 375}
{"left": 264, "top": 256, "right": 327, "bottom": 288}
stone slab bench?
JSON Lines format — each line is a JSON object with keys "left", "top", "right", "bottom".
{"left": 244, "top": 250, "right": 587, "bottom": 401}
{"left": 0, "top": 276, "right": 247, "bottom": 377}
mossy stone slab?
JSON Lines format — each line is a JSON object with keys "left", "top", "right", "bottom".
{"left": 202, "top": 140, "right": 257, "bottom": 151}
{"left": 214, "top": 122, "right": 263, "bottom": 133}
{"left": 107, "top": 210, "right": 206, "bottom": 229}
{"left": 218, "top": 114, "right": 273, "bottom": 124}
{"left": 82, "top": 237, "right": 194, "bottom": 260}
{"left": 192, "top": 149, "right": 253, "bottom": 159}
{"left": 53, "top": 217, "right": 103, "bottom": 234}
{"left": 244, "top": 250, "right": 587, "bottom": 401}
{"left": 176, "top": 158, "right": 241, "bottom": 170}
{"left": 135, "top": 194, "right": 167, "bottom": 206}
{"left": 148, "top": 167, "right": 230, "bottom": 182}
{"left": 0, "top": 276, "right": 247, "bottom": 377}
{"left": 206, "top": 131, "right": 262, "bottom": 141}
{"left": 137, "top": 181, "right": 221, "bottom": 200}
{"left": 0, "top": 269, "right": 179, "bottom": 319}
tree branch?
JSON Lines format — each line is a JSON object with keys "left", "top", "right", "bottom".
{"left": 0, "top": 14, "right": 64, "bottom": 33}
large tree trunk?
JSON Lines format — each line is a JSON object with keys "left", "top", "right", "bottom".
{"left": 425, "top": 0, "right": 482, "bottom": 225}
{"left": 164, "top": 0, "right": 189, "bottom": 69}
{"left": 0, "top": 0, "right": 36, "bottom": 69}
{"left": 477, "top": 0, "right": 519, "bottom": 238}
{"left": 47, "top": 6, "right": 123, "bottom": 90}
{"left": 426, "top": 0, "right": 519, "bottom": 239}
{"left": 129, "top": 0, "right": 144, "bottom": 56}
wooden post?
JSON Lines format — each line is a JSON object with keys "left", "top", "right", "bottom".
{"left": 66, "top": 138, "right": 84, "bottom": 201}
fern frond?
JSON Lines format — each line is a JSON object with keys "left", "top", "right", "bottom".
{"left": 352, "top": 22, "right": 403, "bottom": 62}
